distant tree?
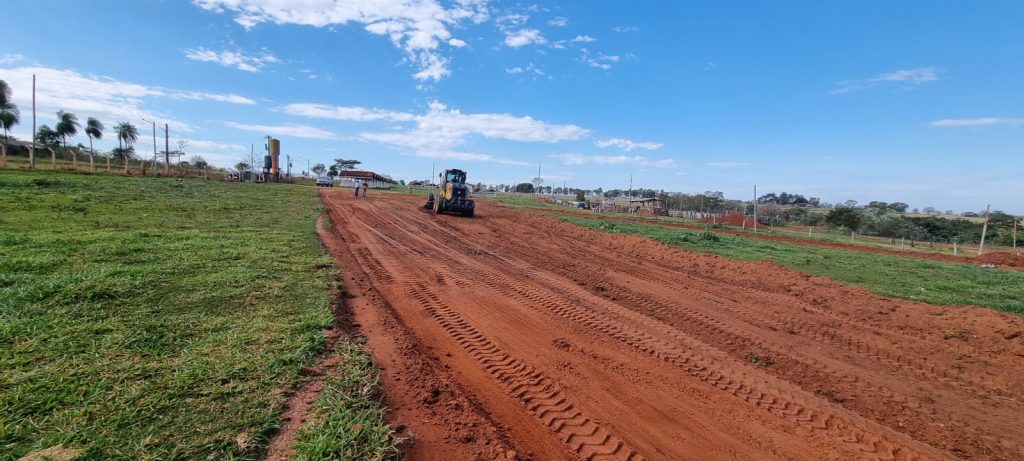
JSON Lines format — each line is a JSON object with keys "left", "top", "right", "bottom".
{"left": 515, "top": 182, "right": 534, "bottom": 193}
{"left": 327, "top": 164, "right": 339, "bottom": 178}
{"left": 84, "top": 117, "right": 104, "bottom": 172}
{"left": 55, "top": 110, "right": 80, "bottom": 151}
{"left": 826, "top": 207, "right": 863, "bottom": 231}
{"left": 35, "top": 125, "right": 60, "bottom": 146}
{"left": 311, "top": 163, "right": 327, "bottom": 176}
{"left": 114, "top": 122, "right": 139, "bottom": 173}
{"left": 235, "top": 161, "right": 250, "bottom": 172}
{"left": 333, "top": 158, "right": 361, "bottom": 171}
{"left": 888, "top": 202, "right": 909, "bottom": 213}
{"left": 109, "top": 147, "right": 135, "bottom": 161}
{"left": 189, "top": 155, "right": 209, "bottom": 168}
{"left": 0, "top": 80, "right": 20, "bottom": 153}
{"left": 842, "top": 200, "right": 858, "bottom": 208}
{"left": 399, "top": 179, "right": 406, "bottom": 186}
{"left": 575, "top": 190, "right": 586, "bottom": 202}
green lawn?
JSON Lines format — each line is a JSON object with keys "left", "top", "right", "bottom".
{"left": 558, "top": 216, "right": 1024, "bottom": 315}
{"left": 0, "top": 170, "right": 392, "bottom": 460}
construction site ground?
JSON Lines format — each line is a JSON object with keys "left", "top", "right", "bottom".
{"left": 319, "top": 189, "right": 1024, "bottom": 461}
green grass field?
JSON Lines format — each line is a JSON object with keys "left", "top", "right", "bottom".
{"left": 558, "top": 216, "right": 1024, "bottom": 315}
{"left": 0, "top": 170, "right": 393, "bottom": 460}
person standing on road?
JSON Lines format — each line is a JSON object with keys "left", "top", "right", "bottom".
{"left": 354, "top": 181, "right": 360, "bottom": 198}
{"left": 361, "top": 181, "right": 369, "bottom": 197}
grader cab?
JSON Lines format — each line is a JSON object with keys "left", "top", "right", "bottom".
{"left": 424, "top": 169, "right": 475, "bottom": 217}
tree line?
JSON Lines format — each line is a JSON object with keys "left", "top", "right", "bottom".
{"left": 0, "top": 79, "right": 209, "bottom": 172}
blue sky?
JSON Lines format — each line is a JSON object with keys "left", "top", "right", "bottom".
{"left": 2, "top": 1, "right": 1022, "bottom": 213}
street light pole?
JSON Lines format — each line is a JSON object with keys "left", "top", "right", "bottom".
{"left": 141, "top": 118, "right": 157, "bottom": 173}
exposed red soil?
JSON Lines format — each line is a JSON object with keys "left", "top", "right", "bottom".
{"left": 319, "top": 190, "right": 1024, "bottom": 461}
{"left": 705, "top": 212, "right": 755, "bottom": 227}
{"left": 524, "top": 207, "right": 1024, "bottom": 271}
{"left": 976, "top": 251, "right": 1024, "bottom": 268}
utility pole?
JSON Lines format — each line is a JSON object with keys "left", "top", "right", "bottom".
{"left": 30, "top": 74, "right": 36, "bottom": 169}
{"left": 1014, "top": 219, "right": 1018, "bottom": 253}
{"left": 753, "top": 184, "right": 758, "bottom": 233}
{"left": 978, "top": 204, "right": 991, "bottom": 255}
{"left": 431, "top": 162, "right": 435, "bottom": 187}
{"left": 164, "top": 123, "right": 169, "bottom": 173}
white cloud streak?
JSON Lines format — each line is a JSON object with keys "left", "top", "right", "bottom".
{"left": 548, "top": 16, "right": 568, "bottom": 27}
{"left": 504, "top": 28, "right": 546, "bottom": 48}
{"left": 192, "top": 0, "right": 488, "bottom": 81}
{"left": 831, "top": 67, "right": 938, "bottom": 95}
{"left": 282, "top": 103, "right": 415, "bottom": 121}
{"left": 550, "top": 153, "right": 676, "bottom": 168}
{"left": 930, "top": 118, "right": 1024, "bottom": 127}
{"left": 707, "top": 161, "right": 750, "bottom": 168}
{"left": 284, "top": 99, "right": 587, "bottom": 164}
{"left": 225, "top": 121, "right": 338, "bottom": 139}
{"left": 595, "top": 138, "right": 662, "bottom": 151}
{"left": 184, "top": 47, "right": 279, "bottom": 72}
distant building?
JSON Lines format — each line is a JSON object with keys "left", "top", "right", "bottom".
{"left": 338, "top": 170, "right": 397, "bottom": 189}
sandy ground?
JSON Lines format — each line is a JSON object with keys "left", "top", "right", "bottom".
{"left": 319, "top": 190, "right": 1024, "bottom": 461}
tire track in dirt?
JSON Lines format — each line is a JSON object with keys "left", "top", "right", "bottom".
{"left": 322, "top": 191, "right": 1024, "bottom": 461}
{"left": 346, "top": 200, "right": 946, "bottom": 461}
{"left": 406, "top": 281, "right": 643, "bottom": 461}
{"left": 469, "top": 214, "right": 1024, "bottom": 459}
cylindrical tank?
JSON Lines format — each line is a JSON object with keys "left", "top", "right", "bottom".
{"left": 262, "top": 154, "right": 272, "bottom": 171}
{"left": 269, "top": 138, "right": 280, "bottom": 177}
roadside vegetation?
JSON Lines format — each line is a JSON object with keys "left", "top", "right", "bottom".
{"left": 293, "top": 340, "right": 400, "bottom": 461}
{"left": 0, "top": 170, "right": 390, "bottom": 459}
{"left": 559, "top": 215, "right": 1024, "bottom": 315}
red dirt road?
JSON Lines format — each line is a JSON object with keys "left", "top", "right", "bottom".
{"left": 319, "top": 190, "right": 1024, "bottom": 461}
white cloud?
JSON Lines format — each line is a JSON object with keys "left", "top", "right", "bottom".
{"left": 504, "top": 29, "right": 546, "bottom": 48}
{"left": 183, "top": 139, "right": 249, "bottom": 166}
{"left": 551, "top": 153, "right": 676, "bottom": 168}
{"left": 193, "top": 0, "right": 487, "bottom": 81}
{"left": 571, "top": 35, "right": 595, "bottom": 43}
{"left": 284, "top": 100, "right": 585, "bottom": 164}
{"left": 0, "top": 54, "right": 24, "bottom": 64}
{"left": 930, "top": 118, "right": 1024, "bottom": 127}
{"left": 173, "top": 91, "right": 256, "bottom": 104}
{"left": 282, "top": 103, "right": 415, "bottom": 121}
{"left": 225, "top": 121, "right": 337, "bottom": 139}
{"left": 356, "top": 100, "right": 587, "bottom": 148}
{"left": 0, "top": 66, "right": 201, "bottom": 136}
{"left": 579, "top": 49, "right": 619, "bottom": 70}
{"left": 184, "top": 47, "right": 278, "bottom": 72}
{"left": 504, "top": 62, "right": 544, "bottom": 77}
{"left": 448, "top": 38, "right": 467, "bottom": 48}
{"left": 496, "top": 13, "right": 529, "bottom": 29}
{"left": 613, "top": 25, "right": 639, "bottom": 32}
{"left": 548, "top": 16, "right": 568, "bottom": 27}
{"left": 873, "top": 68, "right": 937, "bottom": 84}
{"left": 595, "top": 138, "right": 662, "bottom": 151}
{"left": 707, "top": 161, "right": 750, "bottom": 168}
{"left": 831, "top": 67, "right": 938, "bottom": 95}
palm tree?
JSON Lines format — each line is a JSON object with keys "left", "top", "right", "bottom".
{"left": 55, "top": 110, "right": 81, "bottom": 168}
{"left": 0, "top": 80, "right": 20, "bottom": 164}
{"left": 85, "top": 117, "right": 104, "bottom": 172}
{"left": 114, "top": 122, "right": 138, "bottom": 173}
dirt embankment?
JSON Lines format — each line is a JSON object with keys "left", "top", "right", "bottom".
{"left": 319, "top": 190, "right": 1024, "bottom": 461}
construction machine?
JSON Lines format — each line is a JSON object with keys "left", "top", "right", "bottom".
{"left": 424, "top": 168, "right": 475, "bottom": 217}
